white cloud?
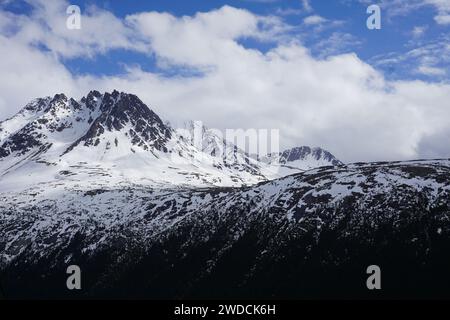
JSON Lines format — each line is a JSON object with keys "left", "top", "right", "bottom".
{"left": 364, "top": 0, "right": 450, "bottom": 25}
{"left": 303, "top": 15, "right": 327, "bottom": 25}
{"left": 426, "top": 0, "right": 450, "bottom": 24}
{"left": 6, "top": 0, "right": 146, "bottom": 58}
{"left": 313, "top": 32, "right": 362, "bottom": 57}
{"left": 275, "top": 7, "right": 303, "bottom": 16}
{"left": 417, "top": 65, "right": 446, "bottom": 76}
{"left": 1, "top": 1, "right": 450, "bottom": 162}
{"left": 372, "top": 36, "right": 450, "bottom": 80}
{"left": 435, "top": 14, "right": 450, "bottom": 24}
{"left": 412, "top": 25, "right": 427, "bottom": 37}
{"left": 0, "top": 34, "right": 77, "bottom": 119}
{"left": 301, "top": 0, "right": 313, "bottom": 13}
{"left": 126, "top": 6, "right": 286, "bottom": 67}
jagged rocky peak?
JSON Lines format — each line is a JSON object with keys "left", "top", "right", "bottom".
{"left": 279, "top": 146, "right": 343, "bottom": 166}
{"left": 179, "top": 121, "right": 258, "bottom": 164}
{"left": 22, "top": 96, "right": 53, "bottom": 114}
{"left": 101, "top": 91, "right": 169, "bottom": 131}
{"left": 0, "top": 90, "right": 175, "bottom": 161}
{"left": 63, "top": 90, "right": 174, "bottom": 153}
{"left": 179, "top": 120, "right": 224, "bottom": 155}
{"left": 22, "top": 90, "right": 168, "bottom": 129}
{"left": 260, "top": 146, "right": 343, "bottom": 173}
{"left": 46, "top": 93, "right": 74, "bottom": 114}
{"left": 78, "top": 90, "right": 102, "bottom": 111}
{"left": 1, "top": 91, "right": 344, "bottom": 187}
{"left": 0, "top": 97, "right": 50, "bottom": 143}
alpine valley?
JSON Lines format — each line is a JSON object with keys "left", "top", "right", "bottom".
{"left": 0, "top": 91, "right": 449, "bottom": 299}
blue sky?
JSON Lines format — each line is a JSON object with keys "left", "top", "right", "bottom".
{"left": 2, "top": 0, "right": 449, "bottom": 80}
{"left": 0, "top": 0, "right": 449, "bottom": 162}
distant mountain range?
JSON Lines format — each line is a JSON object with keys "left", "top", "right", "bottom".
{"left": 0, "top": 90, "right": 341, "bottom": 189}
{"left": 0, "top": 91, "right": 449, "bottom": 299}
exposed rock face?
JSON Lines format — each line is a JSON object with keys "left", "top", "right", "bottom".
{"left": 64, "top": 91, "right": 172, "bottom": 154}
{"left": 279, "top": 146, "right": 343, "bottom": 166}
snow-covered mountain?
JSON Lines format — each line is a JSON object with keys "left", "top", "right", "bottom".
{"left": 176, "top": 120, "right": 263, "bottom": 178}
{"left": 0, "top": 92, "right": 449, "bottom": 299}
{"left": 1, "top": 159, "right": 449, "bottom": 298}
{"left": 277, "top": 146, "right": 342, "bottom": 168}
{"left": 262, "top": 146, "right": 343, "bottom": 177}
{"left": 7, "top": 91, "right": 449, "bottom": 299}
{"left": 0, "top": 91, "right": 341, "bottom": 191}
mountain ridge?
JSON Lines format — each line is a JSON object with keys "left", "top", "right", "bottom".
{"left": 1, "top": 158, "right": 449, "bottom": 298}
{"left": 0, "top": 90, "right": 342, "bottom": 189}
{"left": 1, "top": 91, "right": 449, "bottom": 299}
